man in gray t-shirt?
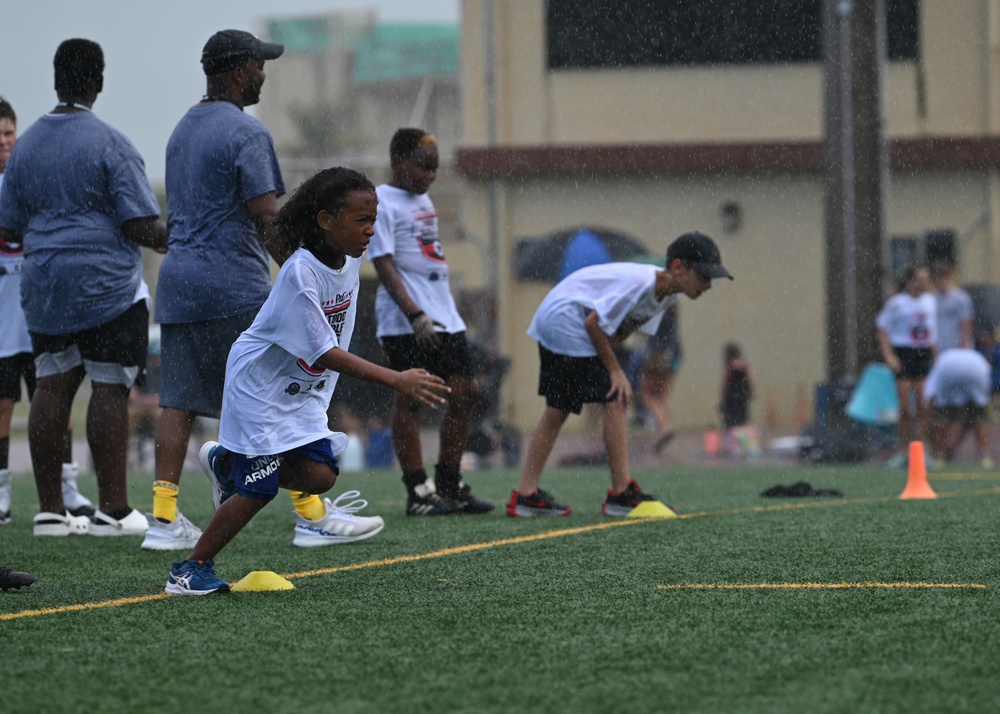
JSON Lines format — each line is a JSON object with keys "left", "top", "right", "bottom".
{"left": 144, "top": 30, "right": 286, "bottom": 551}
{"left": 932, "top": 260, "right": 973, "bottom": 352}
{"left": 0, "top": 39, "right": 166, "bottom": 538}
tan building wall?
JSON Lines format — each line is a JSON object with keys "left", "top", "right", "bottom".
{"left": 458, "top": 0, "right": 1000, "bottom": 434}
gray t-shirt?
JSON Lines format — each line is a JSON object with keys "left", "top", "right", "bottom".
{"left": 0, "top": 111, "right": 160, "bottom": 334}
{"left": 935, "top": 286, "right": 973, "bottom": 351}
{"left": 155, "top": 102, "right": 285, "bottom": 324}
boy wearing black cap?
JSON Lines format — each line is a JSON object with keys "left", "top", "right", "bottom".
{"left": 508, "top": 232, "right": 732, "bottom": 517}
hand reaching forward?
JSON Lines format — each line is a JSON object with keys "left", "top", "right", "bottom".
{"left": 396, "top": 368, "right": 450, "bottom": 407}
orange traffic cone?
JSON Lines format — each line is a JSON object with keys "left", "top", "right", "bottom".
{"left": 899, "top": 441, "right": 937, "bottom": 499}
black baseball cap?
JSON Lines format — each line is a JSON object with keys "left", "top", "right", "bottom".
{"left": 666, "top": 231, "right": 733, "bottom": 280}
{"left": 201, "top": 30, "right": 284, "bottom": 75}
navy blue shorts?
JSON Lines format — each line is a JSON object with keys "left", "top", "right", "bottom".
{"left": 159, "top": 311, "right": 257, "bottom": 418}
{"left": 230, "top": 438, "right": 340, "bottom": 501}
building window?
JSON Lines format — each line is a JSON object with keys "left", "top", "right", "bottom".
{"left": 546, "top": 0, "right": 919, "bottom": 70}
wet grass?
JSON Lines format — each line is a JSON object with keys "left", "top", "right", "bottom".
{"left": 1, "top": 463, "right": 998, "bottom": 713}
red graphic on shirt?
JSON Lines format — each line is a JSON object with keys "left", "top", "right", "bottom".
{"left": 414, "top": 210, "right": 445, "bottom": 263}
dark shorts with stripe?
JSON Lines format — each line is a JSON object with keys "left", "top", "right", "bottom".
{"left": 537, "top": 344, "right": 613, "bottom": 415}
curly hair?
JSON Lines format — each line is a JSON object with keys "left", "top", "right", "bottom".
{"left": 272, "top": 167, "right": 375, "bottom": 257}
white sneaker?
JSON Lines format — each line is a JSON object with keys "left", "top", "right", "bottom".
{"left": 61, "top": 462, "right": 96, "bottom": 517}
{"left": 292, "top": 490, "right": 385, "bottom": 547}
{"left": 140, "top": 512, "right": 203, "bottom": 551}
{"left": 89, "top": 508, "right": 149, "bottom": 537}
{"left": 0, "top": 468, "right": 11, "bottom": 525}
{"left": 33, "top": 510, "right": 90, "bottom": 536}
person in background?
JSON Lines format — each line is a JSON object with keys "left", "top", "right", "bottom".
{"left": 509, "top": 232, "right": 732, "bottom": 518}
{"left": 923, "top": 347, "right": 993, "bottom": 468}
{"left": 719, "top": 342, "right": 758, "bottom": 457}
{"left": 369, "top": 128, "right": 493, "bottom": 516}
{"left": 876, "top": 264, "right": 936, "bottom": 467}
{"left": 144, "top": 30, "right": 286, "bottom": 551}
{"left": 636, "top": 302, "right": 683, "bottom": 454}
{"left": 0, "top": 97, "right": 94, "bottom": 527}
{"left": 931, "top": 260, "right": 973, "bottom": 351}
{"left": 0, "top": 40, "right": 166, "bottom": 537}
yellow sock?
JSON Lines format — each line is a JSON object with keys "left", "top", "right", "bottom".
{"left": 290, "top": 490, "right": 325, "bottom": 521}
{"left": 152, "top": 480, "right": 179, "bottom": 523}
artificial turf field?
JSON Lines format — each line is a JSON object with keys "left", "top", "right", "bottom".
{"left": 1, "top": 462, "right": 998, "bottom": 713}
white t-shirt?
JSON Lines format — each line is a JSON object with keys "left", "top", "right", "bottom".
{"left": 219, "top": 248, "right": 357, "bottom": 456}
{"left": 935, "top": 286, "right": 973, "bottom": 351}
{"left": 368, "top": 184, "right": 465, "bottom": 338}
{"left": 923, "top": 348, "right": 991, "bottom": 407}
{"left": 528, "top": 263, "right": 678, "bottom": 357}
{"left": 875, "top": 292, "right": 937, "bottom": 348}
{"left": 0, "top": 172, "right": 33, "bottom": 358}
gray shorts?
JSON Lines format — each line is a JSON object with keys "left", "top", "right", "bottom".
{"left": 158, "top": 311, "right": 257, "bottom": 418}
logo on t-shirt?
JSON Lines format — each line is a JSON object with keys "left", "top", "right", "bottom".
{"left": 322, "top": 290, "right": 353, "bottom": 340}
{"left": 414, "top": 210, "right": 445, "bottom": 263}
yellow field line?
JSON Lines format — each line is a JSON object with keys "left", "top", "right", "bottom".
{"left": 0, "top": 594, "right": 169, "bottom": 621}
{"left": 655, "top": 582, "right": 987, "bottom": 590}
{"left": 4, "top": 485, "right": 999, "bottom": 622}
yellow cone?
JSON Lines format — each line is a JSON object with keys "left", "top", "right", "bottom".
{"left": 627, "top": 501, "right": 678, "bottom": 519}
{"left": 230, "top": 571, "right": 295, "bottom": 592}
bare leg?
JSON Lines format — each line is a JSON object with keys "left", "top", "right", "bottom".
{"left": 895, "top": 380, "right": 914, "bottom": 450}
{"left": 602, "top": 398, "right": 631, "bottom": 493}
{"left": 188, "top": 494, "right": 269, "bottom": 562}
{"left": 87, "top": 381, "right": 131, "bottom": 514}
{"left": 155, "top": 407, "right": 197, "bottom": 486}
{"left": 29, "top": 368, "right": 84, "bottom": 514}
{"left": 517, "top": 406, "right": 569, "bottom": 494}
{"left": 438, "top": 374, "right": 477, "bottom": 466}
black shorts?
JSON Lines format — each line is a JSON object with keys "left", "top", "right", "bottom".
{"left": 537, "top": 344, "right": 613, "bottom": 414}
{"left": 0, "top": 352, "right": 35, "bottom": 402}
{"left": 30, "top": 301, "right": 148, "bottom": 388}
{"left": 894, "top": 347, "right": 934, "bottom": 380}
{"left": 936, "top": 404, "right": 987, "bottom": 427}
{"left": 381, "top": 331, "right": 474, "bottom": 380}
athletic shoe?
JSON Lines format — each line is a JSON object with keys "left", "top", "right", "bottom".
{"left": 0, "top": 468, "right": 11, "bottom": 525}
{"left": 89, "top": 508, "right": 149, "bottom": 537}
{"left": 292, "top": 490, "right": 385, "bottom": 547}
{"left": 140, "top": 512, "right": 203, "bottom": 551}
{"left": 406, "top": 480, "right": 461, "bottom": 516}
{"left": 199, "top": 441, "right": 234, "bottom": 511}
{"left": 165, "top": 559, "right": 230, "bottom": 596}
{"left": 447, "top": 482, "right": 496, "bottom": 514}
{"left": 32, "top": 510, "right": 90, "bottom": 537}
{"left": 981, "top": 457, "right": 994, "bottom": 469}
{"left": 61, "top": 463, "right": 96, "bottom": 518}
{"left": 506, "top": 488, "right": 573, "bottom": 517}
{"left": 602, "top": 479, "right": 662, "bottom": 517}
{"left": 0, "top": 566, "right": 37, "bottom": 591}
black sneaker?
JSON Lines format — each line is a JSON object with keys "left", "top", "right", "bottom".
{"left": 602, "top": 479, "right": 663, "bottom": 517}
{"left": 506, "top": 489, "right": 572, "bottom": 517}
{"left": 446, "top": 482, "right": 496, "bottom": 514}
{"left": 0, "top": 566, "right": 38, "bottom": 591}
{"left": 406, "top": 482, "right": 462, "bottom": 516}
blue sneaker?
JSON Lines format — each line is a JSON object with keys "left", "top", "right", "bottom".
{"left": 198, "top": 441, "right": 234, "bottom": 511}
{"left": 165, "top": 559, "right": 230, "bottom": 595}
